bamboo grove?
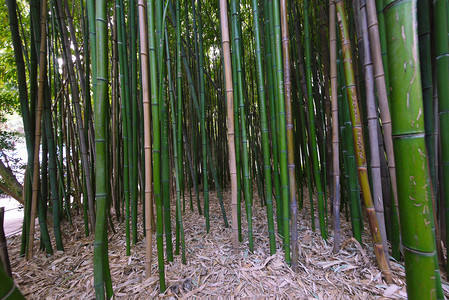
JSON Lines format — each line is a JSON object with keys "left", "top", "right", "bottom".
{"left": 1, "top": 0, "right": 448, "bottom": 298}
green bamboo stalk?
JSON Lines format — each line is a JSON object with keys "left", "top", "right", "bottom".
{"left": 43, "top": 80, "right": 63, "bottom": 251}
{"left": 120, "top": 0, "right": 133, "bottom": 254}
{"left": 304, "top": 0, "right": 327, "bottom": 239}
{"left": 156, "top": 0, "right": 173, "bottom": 262}
{"left": 6, "top": 0, "right": 34, "bottom": 255}
{"left": 263, "top": 0, "right": 283, "bottom": 236}
{"left": 0, "top": 259, "right": 25, "bottom": 299}
{"left": 433, "top": 0, "right": 449, "bottom": 272}
{"left": 188, "top": 0, "right": 201, "bottom": 217}
{"left": 87, "top": 0, "right": 96, "bottom": 102}
{"left": 28, "top": 0, "right": 48, "bottom": 259}
{"left": 168, "top": 13, "right": 229, "bottom": 227}
{"left": 194, "top": 0, "right": 210, "bottom": 233}
{"left": 115, "top": 0, "right": 131, "bottom": 255}
{"left": 270, "top": 0, "right": 290, "bottom": 263}
{"left": 418, "top": 0, "right": 444, "bottom": 269}
{"left": 280, "top": 0, "right": 298, "bottom": 269}
{"left": 147, "top": 0, "right": 165, "bottom": 291}
{"left": 383, "top": 0, "right": 442, "bottom": 296}
{"left": 250, "top": 0, "right": 276, "bottom": 254}
{"left": 229, "top": 0, "right": 243, "bottom": 241}
{"left": 417, "top": 0, "right": 436, "bottom": 196}
{"left": 176, "top": 0, "right": 183, "bottom": 232}
{"left": 166, "top": 27, "right": 186, "bottom": 263}
{"left": 55, "top": 0, "right": 96, "bottom": 233}
{"left": 93, "top": 0, "right": 113, "bottom": 297}
{"left": 230, "top": 0, "right": 254, "bottom": 251}
{"left": 38, "top": 130, "right": 53, "bottom": 254}
{"left": 291, "top": 5, "right": 315, "bottom": 230}
{"left": 129, "top": 0, "right": 139, "bottom": 246}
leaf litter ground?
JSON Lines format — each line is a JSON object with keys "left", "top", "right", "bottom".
{"left": 7, "top": 188, "right": 449, "bottom": 299}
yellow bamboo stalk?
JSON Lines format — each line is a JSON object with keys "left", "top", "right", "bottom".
{"left": 138, "top": 0, "right": 153, "bottom": 277}
{"left": 219, "top": 0, "right": 238, "bottom": 251}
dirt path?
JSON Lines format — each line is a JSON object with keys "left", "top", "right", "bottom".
{"left": 1, "top": 197, "right": 24, "bottom": 237}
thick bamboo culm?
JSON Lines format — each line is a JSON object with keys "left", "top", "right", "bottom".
{"left": 383, "top": 0, "right": 443, "bottom": 297}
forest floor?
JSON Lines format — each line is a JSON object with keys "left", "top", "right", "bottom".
{"left": 6, "top": 188, "right": 449, "bottom": 299}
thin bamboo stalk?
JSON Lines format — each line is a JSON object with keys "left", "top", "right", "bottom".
{"left": 230, "top": 0, "right": 253, "bottom": 251}
{"left": 250, "top": 0, "right": 276, "bottom": 255}
{"left": 165, "top": 27, "right": 186, "bottom": 263}
{"left": 147, "top": 0, "right": 166, "bottom": 291}
{"left": 55, "top": 0, "right": 95, "bottom": 231}
{"left": 138, "top": 0, "right": 153, "bottom": 277}
{"left": 358, "top": 0, "right": 389, "bottom": 263}
{"left": 304, "top": 0, "right": 327, "bottom": 239}
{"left": 27, "top": 0, "right": 47, "bottom": 260}
{"left": 364, "top": 0, "right": 401, "bottom": 254}
{"left": 329, "top": 0, "right": 341, "bottom": 253}
{"left": 280, "top": 0, "right": 298, "bottom": 270}
{"left": 219, "top": 0, "right": 238, "bottom": 251}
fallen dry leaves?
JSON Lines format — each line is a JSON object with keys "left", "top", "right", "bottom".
{"left": 7, "top": 187, "right": 448, "bottom": 299}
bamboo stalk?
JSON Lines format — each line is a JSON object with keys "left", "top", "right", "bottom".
{"left": 250, "top": 0, "right": 276, "bottom": 254}
{"left": 165, "top": 26, "right": 186, "bottom": 264}
{"left": 364, "top": 0, "right": 401, "bottom": 254}
{"left": 27, "top": 0, "right": 47, "bottom": 260}
{"left": 230, "top": 0, "right": 254, "bottom": 251}
{"left": 335, "top": 0, "right": 391, "bottom": 282}
{"left": 433, "top": 0, "right": 449, "bottom": 272}
{"left": 55, "top": 0, "right": 95, "bottom": 232}
{"left": 383, "top": 0, "right": 443, "bottom": 296}
{"left": 219, "top": 0, "right": 238, "bottom": 251}
{"left": 93, "top": 0, "right": 113, "bottom": 297}
{"left": 329, "top": 0, "right": 341, "bottom": 253}
{"left": 358, "top": 0, "right": 389, "bottom": 263}
{"left": 279, "top": 0, "right": 298, "bottom": 270}
{"left": 304, "top": 0, "right": 327, "bottom": 239}
{"left": 138, "top": 0, "right": 153, "bottom": 277}
{"left": 147, "top": 0, "right": 165, "bottom": 291}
